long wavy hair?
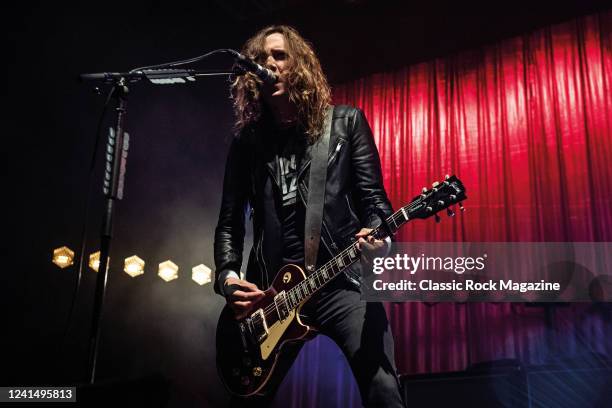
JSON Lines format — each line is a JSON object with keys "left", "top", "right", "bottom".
{"left": 231, "top": 25, "right": 332, "bottom": 143}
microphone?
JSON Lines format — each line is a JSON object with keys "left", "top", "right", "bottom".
{"left": 230, "top": 50, "right": 278, "bottom": 85}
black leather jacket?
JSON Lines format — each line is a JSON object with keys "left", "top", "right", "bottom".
{"left": 213, "top": 105, "right": 392, "bottom": 295}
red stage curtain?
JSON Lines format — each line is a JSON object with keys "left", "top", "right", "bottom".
{"left": 276, "top": 11, "right": 612, "bottom": 407}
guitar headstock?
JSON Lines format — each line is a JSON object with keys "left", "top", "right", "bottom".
{"left": 408, "top": 175, "right": 467, "bottom": 221}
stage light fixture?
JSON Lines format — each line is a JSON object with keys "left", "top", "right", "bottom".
{"left": 158, "top": 260, "right": 179, "bottom": 282}
{"left": 88, "top": 251, "right": 110, "bottom": 272}
{"left": 124, "top": 255, "right": 145, "bottom": 277}
{"left": 192, "top": 264, "right": 212, "bottom": 285}
{"left": 52, "top": 246, "right": 75, "bottom": 269}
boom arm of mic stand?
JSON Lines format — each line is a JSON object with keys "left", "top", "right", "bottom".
{"left": 80, "top": 69, "right": 235, "bottom": 85}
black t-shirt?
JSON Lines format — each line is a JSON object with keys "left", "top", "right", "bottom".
{"left": 274, "top": 126, "right": 306, "bottom": 266}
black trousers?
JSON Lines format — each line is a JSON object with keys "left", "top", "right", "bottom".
{"left": 230, "top": 277, "right": 405, "bottom": 408}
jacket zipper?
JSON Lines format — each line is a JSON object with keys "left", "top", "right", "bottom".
{"left": 327, "top": 139, "right": 345, "bottom": 166}
{"left": 345, "top": 194, "right": 359, "bottom": 222}
{"left": 298, "top": 139, "right": 346, "bottom": 181}
{"left": 321, "top": 220, "right": 340, "bottom": 254}
{"left": 255, "top": 230, "right": 269, "bottom": 287}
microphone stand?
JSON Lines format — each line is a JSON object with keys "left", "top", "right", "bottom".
{"left": 87, "top": 77, "right": 128, "bottom": 384}
{"left": 81, "top": 66, "right": 235, "bottom": 384}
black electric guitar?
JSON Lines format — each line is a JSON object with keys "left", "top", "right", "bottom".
{"left": 216, "top": 175, "right": 466, "bottom": 397}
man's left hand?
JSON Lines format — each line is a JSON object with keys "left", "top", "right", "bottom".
{"left": 355, "top": 228, "right": 386, "bottom": 264}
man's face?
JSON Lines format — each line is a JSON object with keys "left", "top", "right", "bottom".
{"left": 261, "top": 32, "right": 289, "bottom": 99}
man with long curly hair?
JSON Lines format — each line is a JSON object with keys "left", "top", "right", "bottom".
{"left": 214, "top": 25, "right": 404, "bottom": 407}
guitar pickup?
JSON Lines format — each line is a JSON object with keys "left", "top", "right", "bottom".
{"left": 248, "top": 308, "right": 269, "bottom": 344}
{"left": 274, "top": 291, "right": 290, "bottom": 321}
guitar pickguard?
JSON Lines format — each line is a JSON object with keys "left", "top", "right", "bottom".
{"left": 260, "top": 309, "right": 296, "bottom": 360}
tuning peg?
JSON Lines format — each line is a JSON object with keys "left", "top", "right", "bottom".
{"left": 434, "top": 214, "right": 441, "bottom": 223}
{"left": 445, "top": 174, "right": 450, "bottom": 180}
{"left": 426, "top": 206, "right": 433, "bottom": 212}
{"left": 437, "top": 200, "right": 445, "bottom": 206}
{"left": 447, "top": 208, "right": 455, "bottom": 217}
{"left": 450, "top": 194, "right": 457, "bottom": 201}
{"left": 422, "top": 187, "right": 427, "bottom": 193}
{"left": 459, "top": 202, "right": 465, "bottom": 212}
{"left": 432, "top": 181, "right": 440, "bottom": 187}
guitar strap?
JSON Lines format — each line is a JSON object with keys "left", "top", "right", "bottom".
{"left": 304, "top": 105, "right": 334, "bottom": 274}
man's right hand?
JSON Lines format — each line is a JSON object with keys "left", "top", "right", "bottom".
{"left": 224, "top": 277, "right": 265, "bottom": 320}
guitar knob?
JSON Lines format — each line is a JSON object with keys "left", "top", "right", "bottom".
{"left": 241, "top": 376, "right": 250, "bottom": 386}
{"left": 253, "top": 367, "right": 263, "bottom": 377}
{"left": 447, "top": 208, "right": 455, "bottom": 217}
{"left": 434, "top": 214, "right": 441, "bottom": 223}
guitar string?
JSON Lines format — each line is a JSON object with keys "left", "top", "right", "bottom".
{"left": 256, "top": 189, "right": 462, "bottom": 320}
{"left": 255, "top": 197, "right": 428, "bottom": 320}
{"left": 256, "top": 208, "right": 407, "bottom": 319}
{"left": 255, "top": 182, "right": 463, "bottom": 321}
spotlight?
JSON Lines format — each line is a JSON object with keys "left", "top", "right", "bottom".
{"left": 52, "top": 246, "right": 75, "bottom": 269}
{"left": 124, "top": 255, "right": 145, "bottom": 277}
{"left": 158, "top": 260, "right": 179, "bottom": 282}
{"left": 192, "top": 264, "right": 212, "bottom": 285}
{"left": 88, "top": 251, "right": 109, "bottom": 272}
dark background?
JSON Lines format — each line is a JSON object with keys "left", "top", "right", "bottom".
{"left": 4, "top": 1, "right": 610, "bottom": 406}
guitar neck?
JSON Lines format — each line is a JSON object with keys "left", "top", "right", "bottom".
{"left": 283, "top": 201, "right": 420, "bottom": 310}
